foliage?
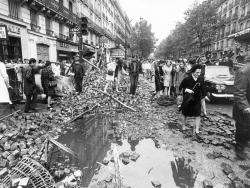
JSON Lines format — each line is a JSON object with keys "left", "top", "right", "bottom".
{"left": 155, "top": 0, "right": 221, "bottom": 59}
{"left": 129, "top": 18, "right": 157, "bottom": 58}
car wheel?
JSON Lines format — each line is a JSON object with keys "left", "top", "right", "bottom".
{"left": 206, "top": 92, "right": 215, "bottom": 103}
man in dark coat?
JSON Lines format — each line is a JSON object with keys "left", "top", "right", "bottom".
{"left": 233, "top": 56, "right": 250, "bottom": 160}
{"left": 72, "top": 55, "right": 85, "bottom": 94}
{"left": 24, "top": 58, "right": 38, "bottom": 113}
{"left": 128, "top": 56, "right": 142, "bottom": 95}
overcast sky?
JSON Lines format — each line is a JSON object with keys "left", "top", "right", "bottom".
{"left": 119, "top": 0, "right": 204, "bottom": 44}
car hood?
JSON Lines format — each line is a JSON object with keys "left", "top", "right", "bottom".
{"left": 205, "top": 77, "right": 234, "bottom": 85}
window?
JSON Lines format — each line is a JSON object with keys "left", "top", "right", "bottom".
{"left": 69, "top": 1, "right": 73, "bottom": 12}
{"left": 59, "top": 0, "right": 63, "bottom": 6}
{"left": 247, "top": 20, "right": 250, "bottom": 28}
{"left": 30, "top": 10, "right": 37, "bottom": 25}
{"left": 235, "top": 6, "right": 238, "bottom": 16}
{"left": 242, "top": 6, "right": 245, "bottom": 17}
{"left": 8, "top": 0, "right": 19, "bottom": 20}
{"left": 59, "top": 23, "right": 63, "bottom": 34}
{"left": 45, "top": 17, "right": 51, "bottom": 30}
{"left": 240, "top": 23, "right": 244, "bottom": 30}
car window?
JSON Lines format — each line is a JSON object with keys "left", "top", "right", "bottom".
{"left": 205, "top": 66, "right": 231, "bottom": 78}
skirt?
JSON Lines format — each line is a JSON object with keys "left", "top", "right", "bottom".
{"left": 182, "top": 100, "right": 201, "bottom": 117}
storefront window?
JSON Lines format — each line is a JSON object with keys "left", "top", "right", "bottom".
{"left": 0, "top": 36, "right": 22, "bottom": 62}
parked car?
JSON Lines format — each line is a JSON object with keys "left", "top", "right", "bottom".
{"left": 204, "top": 66, "right": 234, "bottom": 102}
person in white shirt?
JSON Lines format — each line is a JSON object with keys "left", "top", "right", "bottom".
{"left": 0, "top": 58, "right": 12, "bottom": 104}
{"left": 104, "top": 59, "right": 117, "bottom": 92}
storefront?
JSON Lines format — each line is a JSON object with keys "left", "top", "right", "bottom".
{"left": 56, "top": 41, "right": 78, "bottom": 62}
{"left": 27, "top": 31, "right": 57, "bottom": 62}
{"left": 110, "top": 45, "right": 125, "bottom": 58}
{"left": 0, "top": 20, "right": 27, "bottom": 62}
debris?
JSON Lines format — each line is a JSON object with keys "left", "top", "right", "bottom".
{"left": 203, "top": 179, "right": 213, "bottom": 188}
{"left": 151, "top": 180, "right": 161, "bottom": 187}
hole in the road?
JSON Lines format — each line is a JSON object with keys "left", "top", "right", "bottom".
{"left": 48, "top": 115, "right": 198, "bottom": 188}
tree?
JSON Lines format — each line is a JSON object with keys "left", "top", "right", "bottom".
{"left": 129, "top": 18, "right": 156, "bottom": 58}
{"left": 184, "top": 0, "right": 220, "bottom": 53}
{"left": 155, "top": 0, "right": 222, "bottom": 59}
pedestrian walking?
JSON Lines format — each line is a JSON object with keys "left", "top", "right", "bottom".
{"left": 154, "top": 60, "right": 164, "bottom": 98}
{"left": 72, "top": 55, "right": 85, "bottom": 94}
{"left": 162, "top": 60, "right": 172, "bottom": 96}
{"left": 114, "top": 58, "right": 123, "bottom": 92}
{"left": 104, "top": 59, "right": 117, "bottom": 92}
{"left": 179, "top": 64, "right": 207, "bottom": 136}
{"left": 41, "top": 61, "right": 56, "bottom": 110}
{"left": 129, "top": 56, "right": 141, "bottom": 96}
{"left": 170, "top": 63, "right": 177, "bottom": 97}
{"left": 176, "top": 61, "right": 187, "bottom": 94}
{"left": 233, "top": 56, "right": 250, "bottom": 160}
{"left": 24, "top": 58, "right": 38, "bottom": 113}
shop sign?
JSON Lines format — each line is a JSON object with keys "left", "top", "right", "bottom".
{"left": 7, "top": 24, "right": 20, "bottom": 34}
{"left": 56, "top": 41, "right": 78, "bottom": 52}
{"left": 0, "top": 25, "right": 8, "bottom": 39}
{"left": 60, "top": 42, "right": 69, "bottom": 48}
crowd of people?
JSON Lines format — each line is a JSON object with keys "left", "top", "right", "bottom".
{"left": 0, "top": 53, "right": 250, "bottom": 160}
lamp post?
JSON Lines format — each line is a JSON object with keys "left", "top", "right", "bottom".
{"left": 124, "top": 18, "right": 133, "bottom": 60}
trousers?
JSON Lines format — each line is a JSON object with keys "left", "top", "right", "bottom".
{"left": 24, "top": 93, "right": 37, "bottom": 112}
{"left": 75, "top": 76, "right": 83, "bottom": 93}
{"left": 130, "top": 73, "right": 139, "bottom": 95}
{"left": 235, "top": 122, "right": 250, "bottom": 151}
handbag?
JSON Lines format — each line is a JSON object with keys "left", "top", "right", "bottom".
{"left": 179, "top": 82, "right": 200, "bottom": 111}
{"left": 48, "top": 80, "right": 57, "bottom": 87}
{"left": 107, "top": 70, "right": 113, "bottom": 76}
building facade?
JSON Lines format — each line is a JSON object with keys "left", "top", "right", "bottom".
{"left": 212, "top": 0, "right": 250, "bottom": 62}
{"left": 0, "top": 0, "right": 132, "bottom": 63}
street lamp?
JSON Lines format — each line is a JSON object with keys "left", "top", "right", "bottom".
{"left": 125, "top": 18, "right": 133, "bottom": 60}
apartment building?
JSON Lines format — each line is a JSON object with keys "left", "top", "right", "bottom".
{"left": 0, "top": 0, "right": 132, "bottom": 62}
{"left": 212, "top": 0, "right": 250, "bottom": 60}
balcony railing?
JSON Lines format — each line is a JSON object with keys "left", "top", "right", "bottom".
{"left": 226, "top": 31, "right": 230, "bottom": 36}
{"left": 232, "top": 13, "right": 238, "bottom": 20}
{"left": 240, "top": 0, "right": 248, "bottom": 6}
{"left": 30, "top": 23, "right": 41, "bottom": 33}
{"left": 46, "top": 29, "right": 54, "bottom": 37}
{"left": 231, "top": 29, "right": 236, "bottom": 34}
{"left": 33, "top": 0, "right": 78, "bottom": 24}
{"left": 59, "top": 33, "right": 67, "bottom": 40}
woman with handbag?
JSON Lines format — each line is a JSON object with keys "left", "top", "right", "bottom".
{"left": 179, "top": 64, "right": 207, "bottom": 136}
{"left": 41, "top": 61, "right": 56, "bottom": 110}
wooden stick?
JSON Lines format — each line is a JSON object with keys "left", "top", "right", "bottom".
{"left": 0, "top": 110, "right": 21, "bottom": 121}
{"left": 92, "top": 88, "right": 136, "bottom": 112}
{"left": 68, "top": 104, "right": 99, "bottom": 123}
{"left": 82, "top": 57, "right": 100, "bottom": 71}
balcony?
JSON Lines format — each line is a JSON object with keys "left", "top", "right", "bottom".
{"left": 46, "top": 29, "right": 54, "bottom": 37}
{"left": 232, "top": 13, "right": 238, "bottom": 20}
{"left": 30, "top": 23, "right": 41, "bottom": 32}
{"left": 231, "top": 29, "right": 236, "bottom": 34}
{"left": 59, "top": 33, "right": 67, "bottom": 40}
{"left": 31, "top": 0, "right": 78, "bottom": 25}
{"left": 240, "top": 0, "right": 248, "bottom": 6}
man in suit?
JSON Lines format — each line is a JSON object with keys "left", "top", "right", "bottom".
{"left": 233, "top": 56, "right": 250, "bottom": 160}
{"left": 128, "top": 56, "right": 142, "bottom": 96}
{"left": 72, "top": 54, "right": 85, "bottom": 94}
{"left": 24, "top": 58, "right": 38, "bottom": 113}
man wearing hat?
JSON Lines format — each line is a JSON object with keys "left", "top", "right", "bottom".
{"left": 233, "top": 56, "right": 250, "bottom": 160}
{"left": 72, "top": 54, "right": 85, "bottom": 94}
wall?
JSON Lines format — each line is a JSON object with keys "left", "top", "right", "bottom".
{"left": 0, "top": 0, "right": 8, "bottom": 16}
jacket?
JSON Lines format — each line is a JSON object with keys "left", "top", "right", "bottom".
{"left": 233, "top": 63, "right": 250, "bottom": 126}
{"left": 24, "top": 66, "right": 37, "bottom": 96}
{"left": 129, "top": 60, "right": 142, "bottom": 75}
